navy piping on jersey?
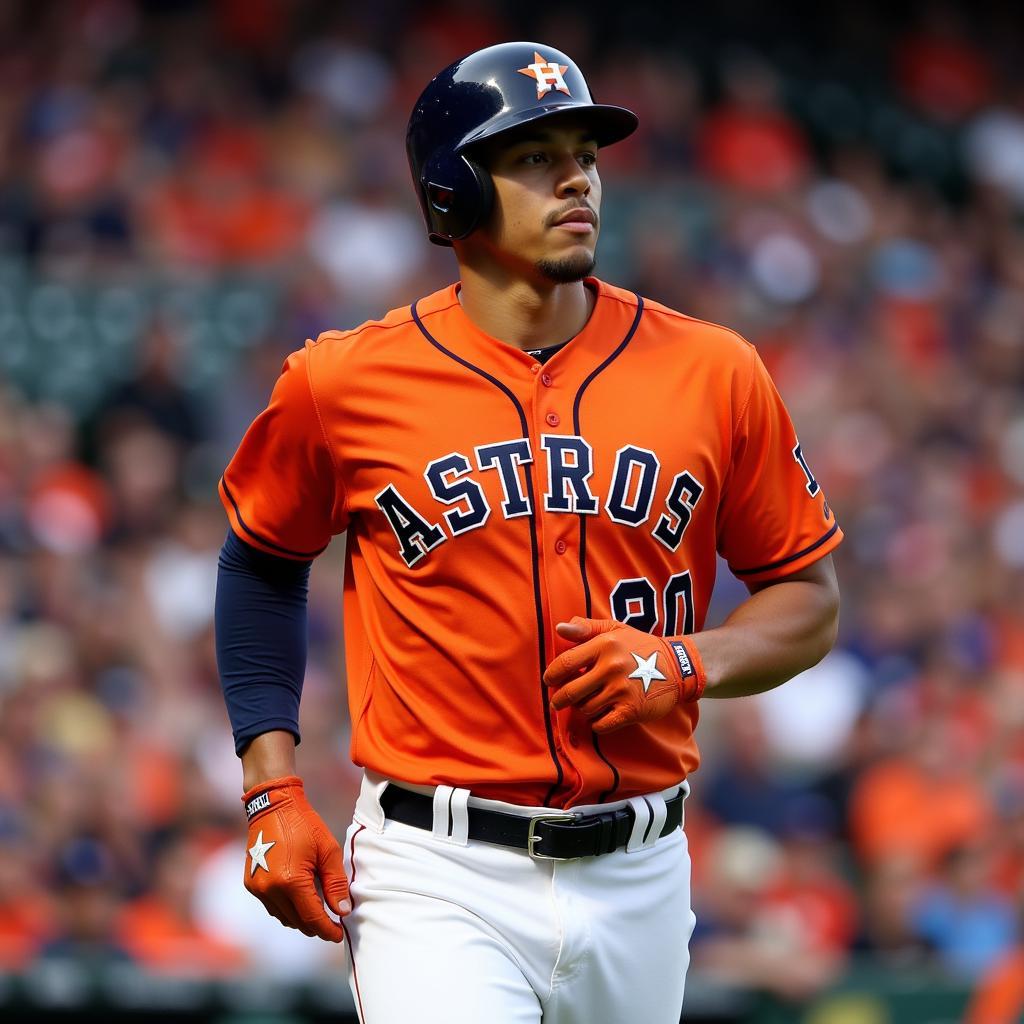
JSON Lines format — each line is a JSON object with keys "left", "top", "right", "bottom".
{"left": 571, "top": 294, "right": 644, "bottom": 803}
{"left": 732, "top": 522, "right": 840, "bottom": 576}
{"left": 410, "top": 299, "right": 564, "bottom": 804}
{"left": 220, "top": 475, "right": 328, "bottom": 559}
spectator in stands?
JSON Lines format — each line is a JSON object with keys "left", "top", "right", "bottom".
{"left": 910, "top": 840, "right": 1018, "bottom": 981}
{"left": 848, "top": 713, "right": 994, "bottom": 871}
{"left": 0, "top": 813, "right": 49, "bottom": 968}
{"left": 964, "top": 885, "right": 1024, "bottom": 1024}
{"left": 691, "top": 826, "right": 851, "bottom": 1002}
{"left": 115, "top": 832, "right": 246, "bottom": 976}
{"left": 39, "top": 837, "right": 133, "bottom": 964}
{"left": 854, "top": 854, "right": 932, "bottom": 967}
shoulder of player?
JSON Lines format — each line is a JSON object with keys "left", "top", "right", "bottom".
{"left": 642, "top": 298, "right": 754, "bottom": 356}
{"left": 308, "top": 302, "right": 420, "bottom": 355}
{"left": 597, "top": 280, "right": 756, "bottom": 361}
{"left": 299, "top": 284, "right": 460, "bottom": 368}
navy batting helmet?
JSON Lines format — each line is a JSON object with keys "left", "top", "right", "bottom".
{"left": 407, "top": 42, "right": 638, "bottom": 247}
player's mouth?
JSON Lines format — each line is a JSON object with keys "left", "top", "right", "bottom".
{"left": 551, "top": 207, "right": 597, "bottom": 234}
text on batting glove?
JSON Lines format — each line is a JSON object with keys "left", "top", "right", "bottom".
{"left": 543, "top": 617, "right": 706, "bottom": 734}
{"left": 242, "top": 775, "right": 350, "bottom": 943}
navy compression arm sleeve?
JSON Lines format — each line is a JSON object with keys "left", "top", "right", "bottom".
{"left": 215, "top": 529, "right": 312, "bottom": 755}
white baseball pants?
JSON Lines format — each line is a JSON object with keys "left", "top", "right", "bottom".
{"left": 341, "top": 772, "right": 696, "bottom": 1024}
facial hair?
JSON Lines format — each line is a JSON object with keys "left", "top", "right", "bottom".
{"left": 535, "top": 249, "right": 596, "bottom": 284}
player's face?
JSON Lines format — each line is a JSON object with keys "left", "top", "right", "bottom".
{"left": 469, "top": 121, "right": 602, "bottom": 284}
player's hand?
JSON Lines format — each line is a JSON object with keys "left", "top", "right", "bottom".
{"left": 241, "top": 775, "right": 350, "bottom": 942}
{"left": 544, "top": 617, "right": 706, "bottom": 734}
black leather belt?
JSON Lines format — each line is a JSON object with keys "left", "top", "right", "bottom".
{"left": 380, "top": 785, "right": 684, "bottom": 861}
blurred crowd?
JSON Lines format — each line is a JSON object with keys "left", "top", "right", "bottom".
{"left": 1, "top": 0, "right": 1023, "bottom": 1015}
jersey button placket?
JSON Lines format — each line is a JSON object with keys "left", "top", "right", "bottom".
{"left": 531, "top": 368, "right": 576, "bottom": 791}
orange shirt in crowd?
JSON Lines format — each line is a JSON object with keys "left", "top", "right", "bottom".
{"left": 697, "top": 105, "right": 810, "bottom": 193}
{"left": 849, "top": 756, "right": 993, "bottom": 870}
{"left": 115, "top": 898, "right": 246, "bottom": 975}
{"left": 759, "top": 873, "right": 859, "bottom": 956}
{"left": 965, "top": 948, "right": 1024, "bottom": 1024}
{"left": 0, "top": 898, "right": 50, "bottom": 969}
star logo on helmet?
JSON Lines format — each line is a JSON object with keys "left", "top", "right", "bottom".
{"left": 518, "top": 52, "right": 571, "bottom": 99}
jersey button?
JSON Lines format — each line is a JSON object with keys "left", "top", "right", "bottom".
{"left": 540, "top": 372, "right": 553, "bottom": 387}
{"left": 568, "top": 731, "right": 580, "bottom": 747}
{"left": 530, "top": 362, "right": 541, "bottom": 374}
{"left": 555, "top": 539, "right": 567, "bottom": 555}
{"left": 545, "top": 412, "right": 560, "bottom": 427}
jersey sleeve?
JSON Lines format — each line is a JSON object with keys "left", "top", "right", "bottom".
{"left": 717, "top": 345, "right": 842, "bottom": 584}
{"left": 219, "top": 341, "right": 347, "bottom": 559}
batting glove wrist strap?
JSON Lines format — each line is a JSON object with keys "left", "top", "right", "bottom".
{"left": 662, "top": 635, "right": 706, "bottom": 702}
{"left": 242, "top": 775, "right": 304, "bottom": 823}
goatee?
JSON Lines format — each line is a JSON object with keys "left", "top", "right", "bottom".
{"left": 536, "top": 250, "right": 596, "bottom": 284}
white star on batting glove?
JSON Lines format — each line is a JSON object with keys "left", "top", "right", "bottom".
{"left": 249, "top": 831, "right": 276, "bottom": 876}
{"left": 628, "top": 651, "right": 667, "bottom": 693}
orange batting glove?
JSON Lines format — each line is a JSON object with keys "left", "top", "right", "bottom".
{"left": 544, "top": 616, "right": 706, "bottom": 734}
{"left": 242, "top": 775, "right": 350, "bottom": 943}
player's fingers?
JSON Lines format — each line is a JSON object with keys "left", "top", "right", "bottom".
{"left": 261, "top": 892, "right": 304, "bottom": 932}
{"left": 266, "top": 907, "right": 291, "bottom": 929}
{"left": 318, "top": 843, "right": 352, "bottom": 918}
{"left": 258, "top": 883, "right": 318, "bottom": 937}
{"left": 271, "top": 892, "right": 318, "bottom": 937}
{"left": 290, "top": 874, "right": 345, "bottom": 943}
{"left": 256, "top": 897, "right": 287, "bottom": 926}
{"left": 574, "top": 684, "right": 626, "bottom": 721}
{"left": 549, "top": 670, "right": 604, "bottom": 711}
{"left": 543, "top": 636, "right": 606, "bottom": 688}
{"left": 555, "top": 617, "right": 622, "bottom": 642}
{"left": 555, "top": 617, "right": 591, "bottom": 641}
{"left": 592, "top": 707, "right": 632, "bottom": 734}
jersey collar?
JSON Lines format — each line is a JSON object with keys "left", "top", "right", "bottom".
{"left": 416, "top": 277, "right": 623, "bottom": 381}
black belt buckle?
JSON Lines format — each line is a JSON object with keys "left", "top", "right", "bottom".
{"left": 526, "top": 811, "right": 577, "bottom": 860}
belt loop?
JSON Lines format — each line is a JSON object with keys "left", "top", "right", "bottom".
{"left": 449, "top": 788, "right": 470, "bottom": 845}
{"left": 625, "top": 796, "right": 652, "bottom": 853}
{"left": 432, "top": 785, "right": 456, "bottom": 840}
{"left": 429, "top": 785, "right": 471, "bottom": 845}
{"left": 644, "top": 793, "right": 668, "bottom": 848}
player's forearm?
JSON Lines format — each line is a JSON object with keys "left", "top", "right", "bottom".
{"left": 215, "top": 529, "right": 312, "bottom": 763}
{"left": 689, "top": 557, "right": 840, "bottom": 699}
{"left": 241, "top": 729, "right": 299, "bottom": 790}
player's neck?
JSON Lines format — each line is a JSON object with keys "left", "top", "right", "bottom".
{"left": 455, "top": 266, "right": 595, "bottom": 351}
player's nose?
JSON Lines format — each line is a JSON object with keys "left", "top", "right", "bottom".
{"left": 554, "top": 154, "right": 592, "bottom": 199}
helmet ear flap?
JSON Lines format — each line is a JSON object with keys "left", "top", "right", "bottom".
{"left": 421, "top": 152, "right": 493, "bottom": 246}
{"left": 463, "top": 156, "right": 494, "bottom": 236}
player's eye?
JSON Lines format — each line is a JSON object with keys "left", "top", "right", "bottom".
{"left": 578, "top": 151, "right": 598, "bottom": 167}
{"left": 521, "top": 151, "right": 549, "bottom": 165}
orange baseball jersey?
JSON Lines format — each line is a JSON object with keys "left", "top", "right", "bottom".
{"left": 219, "top": 277, "right": 842, "bottom": 808}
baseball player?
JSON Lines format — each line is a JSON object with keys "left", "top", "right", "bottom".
{"left": 215, "top": 41, "right": 842, "bottom": 1023}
